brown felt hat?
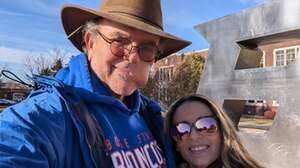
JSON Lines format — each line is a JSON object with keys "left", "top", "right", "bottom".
{"left": 61, "top": 0, "right": 191, "bottom": 60}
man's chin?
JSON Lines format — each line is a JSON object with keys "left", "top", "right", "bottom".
{"left": 111, "top": 88, "right": 136, "bottom": 100}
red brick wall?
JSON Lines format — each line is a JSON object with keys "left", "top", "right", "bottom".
{"left": 152, "top": 49, "right": 209, "bottom": 76}
{"left": 152, "top": 54, "right": 184, "bottom": 75}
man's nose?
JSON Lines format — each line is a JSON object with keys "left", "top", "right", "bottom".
{"left": 124, "top": 45, "right": 139, "bottom": 63}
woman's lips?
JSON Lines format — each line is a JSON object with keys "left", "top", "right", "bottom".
{"left": 189, "top": 145, "right": 209, "bottom": 153}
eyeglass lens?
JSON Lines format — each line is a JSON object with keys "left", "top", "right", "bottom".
{"left": 110, "top": 40, "right": 158, "bottom": 62}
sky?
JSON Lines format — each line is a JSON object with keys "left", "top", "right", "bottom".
{"left": 0, "top": 0, "right": 269, "bottom": 78}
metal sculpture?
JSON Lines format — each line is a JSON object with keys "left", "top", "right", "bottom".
{"left": 195, "top": 0, "right": 300, "bottom": 167}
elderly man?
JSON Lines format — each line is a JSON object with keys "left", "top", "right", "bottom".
{"left": 0, "top": 0, "right": 190, "bottom": 167}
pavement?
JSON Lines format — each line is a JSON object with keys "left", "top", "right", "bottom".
{"left": 238, "top": 127, "right": 267, "bottom": 134}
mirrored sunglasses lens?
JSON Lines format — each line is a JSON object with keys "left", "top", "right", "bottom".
{"left": 195, "top": 117, "right": 218, "bottom": 133}
{"left": 176, "top": 123, "right": 191, "bottom": 135}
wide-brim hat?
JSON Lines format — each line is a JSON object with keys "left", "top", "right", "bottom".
{"left": 61, "top": 0, "right": 191, "bottom": 60}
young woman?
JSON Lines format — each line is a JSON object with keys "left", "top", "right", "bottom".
{"left": 165, "top": 94, "right": 264, "bottom": 168}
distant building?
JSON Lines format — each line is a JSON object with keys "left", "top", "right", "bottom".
{"left": 152, "top": 49, "right": 208, "bottom": 104}
{"left": 0, "top": 81, "right": 30, "bottom": 102}
{"left": 258, "top": 39, "right": 300, "bottom": 68}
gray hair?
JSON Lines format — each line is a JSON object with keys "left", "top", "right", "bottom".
{"left": 81, "top": 19, "right": 102, "bottom": 54}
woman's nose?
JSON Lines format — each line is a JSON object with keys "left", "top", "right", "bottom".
{"left": 189, "top": 127, "right": 203, "bottom": 140}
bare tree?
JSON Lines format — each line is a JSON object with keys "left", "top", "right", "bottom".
{"left": 25, "top": 48, "right": 68, "bottom": 76}
{"left": 0, "top": 73, "right": 3, "bottom": 89}
{"left": 0, "top": 63, "right": 9, "bottom": 88}
{"left": 50, "top": 48, "right": 68, "bottom": 64}
{"left": 25, "top": 53, "right": 50, "bottom": 75}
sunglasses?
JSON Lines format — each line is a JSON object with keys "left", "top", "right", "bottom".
{"left": 171, "top": 115, "right": 219, "bottom": 141}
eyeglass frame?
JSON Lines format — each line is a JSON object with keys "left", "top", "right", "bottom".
{"left": 171, "top": 115, "right": 219, "bottom": 141}
{"left": 94, "top": 29, "right": 161, "bottom": 62}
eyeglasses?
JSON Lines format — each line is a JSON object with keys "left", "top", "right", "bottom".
{"left": 171, "top": 115, "right": 219, "bottom": 141}
{"left": 95, "top": 29, "right": 160, "bottom": 62}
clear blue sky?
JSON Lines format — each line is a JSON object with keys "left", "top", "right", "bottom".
{"left": 0, "top": 0, "right": 269, "bottom": 76}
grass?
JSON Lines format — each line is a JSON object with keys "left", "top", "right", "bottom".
{"left": 239, "top": 117, "right": 273, "bottom": 125}
{"left": 0, "top": 106, "right": 6, "bottom": 113}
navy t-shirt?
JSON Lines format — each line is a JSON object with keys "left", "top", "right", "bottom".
{"left": 95, "top": 108, "right": 167, "bottom": 167}
{"left": 90, "top": 66, "right": 167, "bottom": 168}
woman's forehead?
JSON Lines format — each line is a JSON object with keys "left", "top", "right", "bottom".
{"left": 173, "top": 101, "right": 213, "bottom": 123}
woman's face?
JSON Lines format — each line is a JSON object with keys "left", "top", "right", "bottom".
{"left": 172, "top": 101, "right": 221, "bottom": 168}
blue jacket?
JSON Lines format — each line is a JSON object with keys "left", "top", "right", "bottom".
{"left": 0, "top": 53, "right": 175, "bottom": 168}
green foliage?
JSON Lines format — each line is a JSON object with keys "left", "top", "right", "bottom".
{"left": 164, "top": 54, "right": 205, "bottom": 106}
{"left": 141, "top": 53, "right": 206, "bottom": 108}
{"left": 39, "top": 57, "right": 64, "bottom": 76}
{"left": 140, "top": 74, "right": 159, "bottom": 99}
{"left": 39, "top": 67, "right": 52, "bottom": 76}
{"left": 25, "top": 48, "right": 67, "bottom": 76}
{"left": 51, "top": 58, "right": 63, "bottom": 73}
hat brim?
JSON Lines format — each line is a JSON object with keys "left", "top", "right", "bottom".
{"left": 61, "top": 4, "right": 191, "bottom": 60}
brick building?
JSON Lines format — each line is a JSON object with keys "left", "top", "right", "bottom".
{"left": 152, "top": 49, "right": 208, "bottom": 103}
{"left": 0, "top": 82, "right": 30, "bottom": 102}
{"left": 259, "top": 39, "right": 300, "bottom": 68}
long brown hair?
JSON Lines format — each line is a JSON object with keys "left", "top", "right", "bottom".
{"left": 165, "top": 94, "right": 264, "bottom": 168}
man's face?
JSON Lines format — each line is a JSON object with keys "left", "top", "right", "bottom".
{"left": 85, "top": 20, "right": 159, "bottom": 100}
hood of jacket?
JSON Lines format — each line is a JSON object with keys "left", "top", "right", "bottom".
{"left": 55, "top": 53, "right": 142, "bottom": 113}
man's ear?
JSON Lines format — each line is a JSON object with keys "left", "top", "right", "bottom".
{"left": 83, "top": 32, "right": 96, "bottom": 60}
{"left": 84, "top": 32, "right": 96, "bottom": 51}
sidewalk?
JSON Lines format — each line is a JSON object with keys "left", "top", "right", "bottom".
{"left": 238, "top": 117, "right": 273, "bottom": 134}
{"left": 238, "top": 127, "right": 267, "bottom": 134}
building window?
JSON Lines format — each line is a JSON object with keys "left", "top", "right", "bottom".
{"left": 159, "top": 69, "right": 162, "bottom": 80}
{"left": 158, "top": 65, "right": 175, "bottom": 102}
{"left": 12, "top": 93, "right": 25, "bottom": 101}
{"left": 259, "top": 51, "right": 266, "bottom": 68}
{"left": 273, "top": 46, "right": 300, "bottom": 67}
{"left": 158, "top": 86, "right": 163, "bottom": 100}
{"left": 275, "top": 50, "right": 285, "bottom": 66}
{"left": 286, "top": 48, "right": 297, "bottom": 65}
{"left": 245, "top": 100, "right": 266, "bottom": 106}
{"left": 163, "top": 87, "right": 168, "bottom": 101}
{"left": 158, "top": 66, "right": 174, "bottom": 81}
{"left": 158, "top": 86, "right": 169, "bottom": 101}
